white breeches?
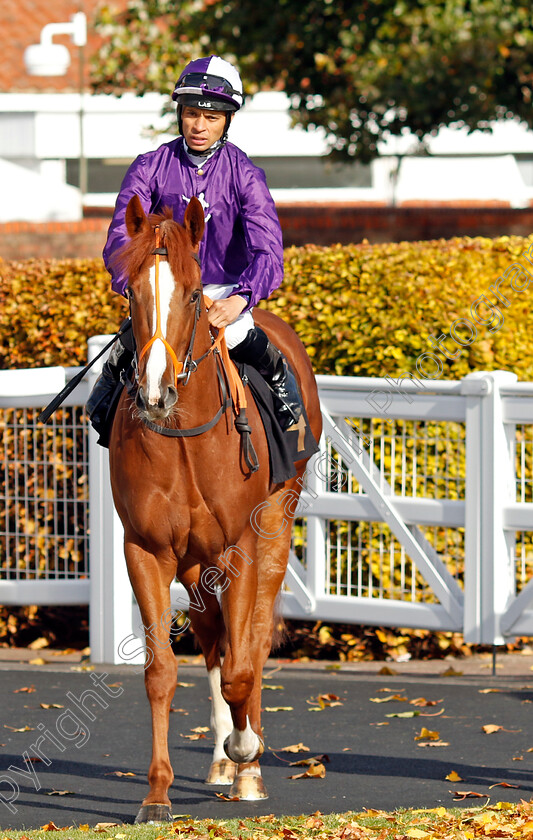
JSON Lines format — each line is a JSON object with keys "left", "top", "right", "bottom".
{"left": 203, "top": 283, "right": 254, "bottom": 350}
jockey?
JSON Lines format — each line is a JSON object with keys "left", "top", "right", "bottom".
{"left": 87, "top": 55, "right": 303, "bottom": 439}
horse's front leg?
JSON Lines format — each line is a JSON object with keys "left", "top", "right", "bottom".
{"left": 179, "top": 567, "right": 236, "bottom": 786}
{"left": 228, "top": 481, "right": 301, "bottom": 801}
{"left": 125, "top": 539, "right": 177, "bottom": 823}
{"left": 220, "top": 526, "right": 264, "bottom": 766}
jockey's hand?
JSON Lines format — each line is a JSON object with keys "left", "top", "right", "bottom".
{"left": 207, "top": 295, "right": 247, "bottom": 329}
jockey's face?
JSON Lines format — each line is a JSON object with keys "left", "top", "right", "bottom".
{"left": 181, "top": 106, "right": 232, "bottom": 152}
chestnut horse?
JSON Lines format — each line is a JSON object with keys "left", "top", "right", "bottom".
{"left": 109, "top": 195, "right": 322, "bottom": 822}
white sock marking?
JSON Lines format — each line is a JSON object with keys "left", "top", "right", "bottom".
{"left": 207, "top": 666, "right": 234, "bottom": 762}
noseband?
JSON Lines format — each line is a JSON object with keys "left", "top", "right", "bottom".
{"left": 137, "top": 225, "right": 203, "bottom": 388}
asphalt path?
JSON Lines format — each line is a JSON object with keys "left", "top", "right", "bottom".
{"left": 1, "top": 655, "right": 533, "bottom": 829}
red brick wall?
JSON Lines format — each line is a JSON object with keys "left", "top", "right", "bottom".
{"left": 276, "top": 203, "right": 533, "bottom": 247}
{"left": 0, "top": 204, "right": 532, "bottom": 261}
{"left": 0, "top": 219, "right": 110, "bottom": 261}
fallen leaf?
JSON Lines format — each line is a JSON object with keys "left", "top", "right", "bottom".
{"left": 262, "top": 684, "right": 284, "bottom": 690}
{"left": 288, "top": 762, "right": 326, "bottom": 779}
{"left": 417, "top": 740, "right": 450, "bottom": 747}
{"left": 415, "top": 728, "right": 440, "bottom": 741}
{"left": 410, "top": 697, "right": 441, "bottom": 707}
{"left": 488, "top": 782, "right": 520, "bottom": 789}
{"left": 482, "top": 724, "right": 522, "bottom": 734}
{"left": 378, "top": 666, "right": 397, "bottom": 675}
{"left": 306, "top": 693, "right": 343, "bottom": 710}
{"left": 176, "top": 682, "right": 195, "bottom": 687}
{"left": 278, "top": 743, "right": 310, "bottom": 753}
{"left": 404, "top": 829, "right": 430, "bottom": 839}
{"left": 446, "top": 771, "right": 463, "bottom": 782}
{"left": 289, "top": 754, "right": 330, "bottom": 767}
{"left": 479, "top": 688, "right": 501, "bottom": 694}
{"left": 190, "top": 726, "right": 209, "bottom": 733}
{"left": 264, "top": 706, "right": 293, "bottom": 712}
{"left": 13, "top": 685, "right": 35, "bottom": 694}
{"left": 181, "top": 732, "right": 207, "bottom": 740}
{"left": 94, "top": 824, "right": 120, "bottom": 830}
{"left": 40, "top": 703, "right": 64, "bottom": 709}
{"left": 46, "top": 790, "right": 75, "bottom": 796}
{"left": 104, "top": 771, "right": 136, "bottom": 777}
{"left": 26, "top": 757, "right": 44, "bottom": 763}
{"left": 214, "top": 792, "right": 240, "bottom": 801}
{"left": 4, "top": 725, "right": 35, "bottom": 732}
{"left": 29, "top": 658, "right": 47, "bottom": 666}
{"left": 386, "top": 711, "right": 419, "bottom": 718}
{"left": 452, "top": 791, "right": 488, "bottom": 801}
{"left": 441, "top": 667, "right": 463, "bottom": 677}
{"left": 369, "top": 694, "right": 407, "bottom": 703}
{"left": 41, "top": 823, "right": 61, "bottom": 831}
{"left": 28, "top": 637, "right": 49, "bottom": 650}
{"left": 169, "top": 707, "right": 189, "bottom": 714}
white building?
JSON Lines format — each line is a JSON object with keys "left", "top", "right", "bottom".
{"left": 1, "top": 2, "right": 531, "bottom": 222}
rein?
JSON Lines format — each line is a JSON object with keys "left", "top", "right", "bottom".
{"left": 131, "top": 227, "right": 258, "bottom": 471}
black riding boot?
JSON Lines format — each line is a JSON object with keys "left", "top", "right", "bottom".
{"left": 230, "top": 326, "right": 303, "bottom": 431}
{"left": 86, "top": 320, "right": 134, "bottom": 444}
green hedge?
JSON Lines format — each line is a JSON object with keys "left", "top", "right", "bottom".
{"left": 1, "top": 234, "right": 532, "bottom": 378}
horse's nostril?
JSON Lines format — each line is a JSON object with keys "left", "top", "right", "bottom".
{"left": 165, "top": 385, "right": 178, "bottom": 408}
{"left": 136, "top": 386, "right": 147, "bottom": 410}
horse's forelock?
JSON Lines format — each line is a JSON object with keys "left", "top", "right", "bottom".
{"left": 118, "top": 209, "right": 196, "bottom": 291}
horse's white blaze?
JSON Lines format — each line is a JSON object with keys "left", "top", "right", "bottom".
{"left": 146, "top": 262, "right": 175, "bottom": 404}
{"left": 226, "top": 715, "right": 261, "bottom": 764}
{"left": 207, "top": 666, "right": 234, "bottom": 762}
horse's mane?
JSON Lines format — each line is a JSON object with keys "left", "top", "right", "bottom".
{"left": 115, "top": 207, "right": 196, "bottom": 289}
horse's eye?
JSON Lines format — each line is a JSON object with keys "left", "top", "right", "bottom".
{"left": 190, "top": 290, "right": 201, "bottom": 303}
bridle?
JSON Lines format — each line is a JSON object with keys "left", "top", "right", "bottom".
{"left": 130, "top": 225, "right": 258, "bottom": 473}
{"left": 137, "top": 225, "right": 205, "bottom": 388}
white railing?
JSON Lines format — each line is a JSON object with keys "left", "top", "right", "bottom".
{"left": 1, "top": 336, "right": 533, "bottom": 664}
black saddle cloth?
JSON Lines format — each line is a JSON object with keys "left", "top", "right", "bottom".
{"left": 236, "top": 362, "right": 319, "bottom": 484}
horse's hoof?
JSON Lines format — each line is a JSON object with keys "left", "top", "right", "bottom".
{"left": 134, "top": 803, "right": 173, "bottom": 823}
{"left": 205, "top": 758, "right": 237, "bottom": 785}
{"left": 229, "top": 774, "right": 268, "bottom": 801}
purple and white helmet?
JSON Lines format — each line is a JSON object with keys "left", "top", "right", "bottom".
{"left": 172, "top": 55, "right": 244, "bottom": 112}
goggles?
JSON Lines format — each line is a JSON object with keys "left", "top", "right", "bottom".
{"left": 175, "top": 72, "right": 241, "bottom": 97}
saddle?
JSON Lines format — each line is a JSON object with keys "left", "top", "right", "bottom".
{"left": 235, "top": 362, "right": 319, "bottom": 483}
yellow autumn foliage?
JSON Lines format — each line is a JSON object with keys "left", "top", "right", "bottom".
{"left": 1, "top": 234, "right": 532, "bottom": 378}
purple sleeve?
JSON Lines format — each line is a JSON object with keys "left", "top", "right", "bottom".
{"left": 233, "top": 164, "right": 284, "bottom": 311}
{"left": 102, "top": 156, "right": 153, "bottom": 296}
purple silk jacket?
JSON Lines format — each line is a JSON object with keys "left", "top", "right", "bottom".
{"left": 103, "top": 137, "right": 284, "bottom": 310}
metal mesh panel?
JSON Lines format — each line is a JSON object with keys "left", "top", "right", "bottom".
{"left": 326, "top": 417, "right": 466, "bottom": 500}
{"left": 1, "top": 406, "right": 89, "bottom": 581}
{"left": 321, "top": 417, "right": 466, "bottom": 602}
{"left": 514, "top": 425, "right": 533, "bottom": 594}
{"left": 516, "top": 423, "right": 533, "bottom": 504}
{"left": 325, "top": 521, "right": 465, "bottom": 602}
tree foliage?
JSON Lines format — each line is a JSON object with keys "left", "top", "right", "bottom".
{"left": 92, "top": 0, "right": 533, "bottom": 161}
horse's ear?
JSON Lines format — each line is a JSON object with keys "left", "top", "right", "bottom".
{"left": 183, "top": 197, "right": 205, "bottom": 247}
{"left": 125, "top": 195, "right": 150, "bottom": 237}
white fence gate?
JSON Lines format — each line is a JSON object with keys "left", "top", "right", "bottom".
{"left": 1, "top": 335, "right": 533, "bottom": 664}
